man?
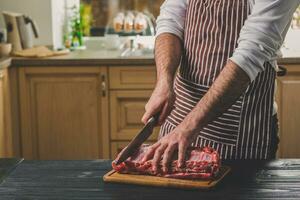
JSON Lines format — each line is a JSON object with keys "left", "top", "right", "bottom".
{"left": 141, "top": 0, "right": 300, "bottom": 173}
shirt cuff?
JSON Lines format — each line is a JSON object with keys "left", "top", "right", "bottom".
{"left": 229, "top": 54, "right": 262, "bottom": 82}
{"left": 155, "top": 25, "right": 184, "bottom": 41}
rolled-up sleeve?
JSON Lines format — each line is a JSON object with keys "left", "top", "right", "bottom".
{"left": 230, "top": 0, "right": 300, "bottom": 81}
{"left": 156, "top": 0, "right": 187, "bottom": 40}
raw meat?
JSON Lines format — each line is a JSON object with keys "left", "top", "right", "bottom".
{"left": 112, "top": 144, "right": 220, "bottom": 179}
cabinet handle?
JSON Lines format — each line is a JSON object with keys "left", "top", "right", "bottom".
{"left": 101, "top": 74, "right": 106, "bottom": 97}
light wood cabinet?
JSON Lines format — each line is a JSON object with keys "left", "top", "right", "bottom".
{"left": 18, "top": 67, "right": 109, "bottom": 160}
{"left": 108, "top": 66, "right": 158, "bottom": 157}
{"left": 0, "top": 68, "right": 19, "bottom": 158}
{"left": 16, "top": 65, "right": 158, "bottom": 159}
{"left": 2, "top": 61, "right": 300, "bottom": 159}
{"left": 110, "top": 90, "right": 159, "bottom": 141}
{"left": 0, "top": 69, "right": 5, "bottom": 156}
{"left": 109, "top": 66, "right": 156, "bottom": 90}
{"left": 277, "top": 64, "right": 300, "bottom": 158}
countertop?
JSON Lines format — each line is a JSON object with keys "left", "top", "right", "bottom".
{"left": 0, "top": 159, "right": 300, "bottom": 200}
{"left": 277, "top": 57, "right": 300, "bottom": 64}
{"left": 11, "top": 49, "right": 155, "bottom": 66}
{"left": 2, "top": 49, "right": 300, "bottom": 67}
{"left": 0, "top": 57, "right": 11, "bottom": 69}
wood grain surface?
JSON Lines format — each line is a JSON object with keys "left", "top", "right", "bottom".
{"left": 276, "top": 64, "right": 300, "bottom": 158}
{"left": 1, "top": 159, "right": 300, "bottom": 199}
{"left": 18, "top": 67, "right": 110, "bottom": 159}
{"left": 103, "top": 166, "right": 231, "bottom": 189}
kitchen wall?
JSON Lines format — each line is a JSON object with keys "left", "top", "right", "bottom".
{"left": 0, "top": 0, "right": 52, "bottom": 45}
{"left": 282, "top": 28, "right": 300, "bottom": 57}
{"left": 0, "top": 0, "right": 79, "bottom": 49}
{"left": 51, "top": 0, "right": 80, "bottom": 49}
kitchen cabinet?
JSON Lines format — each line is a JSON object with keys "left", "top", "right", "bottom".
{"left": 0, "top": 69, "right": 5, "bottom": 156}
{"left": 109, "top": 66, "right": 157, "bottom": 90}
{"left": 109, "top": 90, "right": 160, "bottom": 141}
{"left": 16, "top": 65, "right": 158, "bottom": 160}
{"left": 6, "top": 57, "right": 300, "bottom": 159}
{"left": 109, "top": 66, "right": 159, "bottom": 157}
{"left": 0, "top": 68, "right": 19, "bottom": 158}
{"left": 277, "top": 64, "right": 300, "bottom": 158}
{"left": 18, "top": 67, "right": 109, "bottom": 160}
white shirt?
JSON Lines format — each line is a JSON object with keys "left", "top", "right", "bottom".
{"left": 156, "top": 0, "right": 300, "bottom": 81}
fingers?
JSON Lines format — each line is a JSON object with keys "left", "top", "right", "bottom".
{"left": 141, "top": 102, "right": 161, "bottom": 124}
{"left": 152, "top": 144, "right": 167, "bottom": 172}
{"left": 141, "top": 111, "right": 152, "bottom": 125}
{"left": 141, "top": 143, "right": 159, "bottom": 163}
{"left": 141, "top": 88, "right": 174, "bottom": 125}
{"left": 141, "top": 110, "right": 153, "bottom": 124}
{"left": 162, "top": 145, "right": 176, "bottom": 173}
{"left": 178, "top": 141, "right": 188, "bottom": 168}
{"left": 142, "top": 100, "right": 172, "bottom": 126}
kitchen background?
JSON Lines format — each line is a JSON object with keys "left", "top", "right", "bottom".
{"left": 0, "top": 0, "right": 300, "bottom": 160}
{"left": 0, "top": 0, "right": 164, "bottom": 49}
{"left": 0, "top": 0, "right": 299, "bottom": 53}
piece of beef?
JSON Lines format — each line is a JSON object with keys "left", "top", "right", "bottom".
{"left": 112, "top": 144, "right": 220, "bottom": 179}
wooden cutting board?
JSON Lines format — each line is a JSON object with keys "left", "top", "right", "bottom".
{"left": 103, "top": 166, "right": 230, "bottom": 189}
{"left": 12, "top": 46, "right": 69, "bottom": 58}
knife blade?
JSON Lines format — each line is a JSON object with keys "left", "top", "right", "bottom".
{"left": 114, "top": 113, "right": 160, "bottom": 165}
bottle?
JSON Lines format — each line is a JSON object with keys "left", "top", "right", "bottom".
{"left": 81, "top": 3, "right": 92, "bottom": 36}
{"left": 71, "top": 5, "right": 83, "bottom": 47}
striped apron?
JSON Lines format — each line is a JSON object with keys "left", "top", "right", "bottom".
{"left": 159, "top": 0, "right": 276, "bottom": 159}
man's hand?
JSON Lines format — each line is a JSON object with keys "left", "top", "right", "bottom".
{"left": 141, "top": 80, "right": 175, "bottom": 125}
{"left": 141, "top": 122, "right": 196, "bottom": 173}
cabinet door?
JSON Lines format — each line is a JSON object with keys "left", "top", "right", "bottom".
{"left": 0, "top": 70, "right": 4, "bottom": 156}
{"left": 110, "top": 90, "right": 160, "bottom": 141}
{"left": 19, "top": 67, "right": 109, "bottom": 160}
{"left": 0, "top": 69, "right": 16, "bottom": 158}
{"left": 277, "top": 65, "right": 300, "bottom": 158}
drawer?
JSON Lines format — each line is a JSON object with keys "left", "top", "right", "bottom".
{"left": 110, "top": 141, "right": 156, "bottom": 158}
{"left": 109, "top": 66, "right": 156, "bottom": 89}
{"left": 110, "top": 90, "right": 160, "bottom": 140}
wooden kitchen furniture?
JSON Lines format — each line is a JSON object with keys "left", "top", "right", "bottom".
{"left": 18, "top": 67, "right": 110, "bottom": 160}
{"left": 0, "top": 68, "right": 8, "bottom": 157}
{"left": 276, "top": 63, "right": 300, "bottom": 158}
{"left": 1, "top": 55, "right": 300, "bottom": 160}
{"left": 108, "top": 66, "right": 159, "bottom": 157}
{"left": 16, "top": 64, "right": 158, "bottom": 160}
{"left": 0, "top": 59, "right": 19, "bottom": 158}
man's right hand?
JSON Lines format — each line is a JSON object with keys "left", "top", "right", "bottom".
{"left": 141, "top": 80, "right": 175, "bottom": 126}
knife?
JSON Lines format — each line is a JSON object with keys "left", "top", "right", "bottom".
{"left": 114, "top": 113, "right": 160, "bottom": 165}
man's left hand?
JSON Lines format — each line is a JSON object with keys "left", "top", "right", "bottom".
{"left": 141, "top": 124, "right": 196, "bottom": 173}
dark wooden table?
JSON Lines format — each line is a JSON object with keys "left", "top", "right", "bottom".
{"left": 0, "top": 158, "right": 23, "bottom": 184}
{"left": 0, "top": 159, "right": 299, "bottom": 200}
